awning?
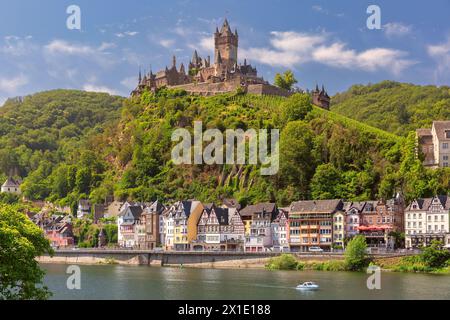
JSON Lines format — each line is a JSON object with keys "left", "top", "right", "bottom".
{"left": 357, "top": 225, "right": 391, "bottom": 231}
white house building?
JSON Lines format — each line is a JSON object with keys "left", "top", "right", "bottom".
{"left": 271, "top": 210, "right": 289, "bottom": 252}
{"left": 417, "top": 121, "right": 450, "bottom": 168}
{"left": 344, "top": 201, "right": 366, "bottom": 238}
{"left": 1, "top": 177, "right": 21, "bottom": 195}
{"left": 117, "top": 204, "right": 144, "bottom": 248}
{"left": 76, "top": 199, "right": 91, "bottom": 218}
{"left": 405, "top": 196, "right": 450, "bottom": 248}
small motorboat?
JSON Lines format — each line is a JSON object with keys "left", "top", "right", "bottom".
{"left": 296, "top": 282, "right": 319, "bottom": 290}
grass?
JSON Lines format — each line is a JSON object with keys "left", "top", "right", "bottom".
{"left": 265, "top": 254, "right": 347, "bottom": 272}
{"left": 380, "top": 255, "right": 450, "bottom": 274}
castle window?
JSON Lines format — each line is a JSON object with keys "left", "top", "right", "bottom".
{"left": 443, "top": 143, "right": 449, "bottom": 149}
{"left": 446, "top": 131, "right": 450, "bottom": 139}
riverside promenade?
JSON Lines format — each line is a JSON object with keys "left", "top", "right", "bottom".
{"left": 37, "top": 248, "right": 415, "bottom": 268}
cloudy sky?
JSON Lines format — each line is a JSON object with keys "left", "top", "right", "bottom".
{"left": 0, "top": 0, "right": 449, "bottom": 104}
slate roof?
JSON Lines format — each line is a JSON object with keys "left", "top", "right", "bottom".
{"left": 2, "top": 177, "right": 20, "bottom": 188}
{"left": 128, "top": 206, "right": 144, "bottom": 219}
{"left": 407, "top": 195, "right": 450, "bottom": 211}
{"left": 432, "top": 121, "right": 450, "bottom": 141}
{"left": 214, "top": 207, "right": 229, "bottom": 225}
{"left": 290, "top": 199, "right": 343, "bottom": 213}
{"left": 240, "top": 203, "right": 276, "bottom": 216}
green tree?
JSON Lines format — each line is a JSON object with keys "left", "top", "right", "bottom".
{"left": 279, "top": 121, "right": 316, "bottom": 198}
{"left": 420, "top": 240, "right": 450, "bottom": 269}
{"left": 344, "top": 235, "right": 370, "bottom": 271}
{"left": 310, "top": 163, "right": 342, "bottom": 199}
{"left": 0, "top": 204, "right": 53, "bottom": 299}
{"left": 281, "top": 93, "right": 312, "bottom": 123}
{"left": 75, "top": 167, "right": 91, "bottom": 194}
{"left": 274, "top": 70, "right": 298, "bottom": 91}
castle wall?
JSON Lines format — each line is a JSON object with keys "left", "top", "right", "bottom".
{"left": 170, "top": 78, "right": 242, "bottom": 96}
{"left": 247, "top": 84, "right": 292, "bottom": 97}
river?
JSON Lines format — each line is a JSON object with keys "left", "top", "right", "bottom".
{"left": 42, "top": 264, "right": 450, "bottom": 300}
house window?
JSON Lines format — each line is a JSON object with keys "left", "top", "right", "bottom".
{"left": 443, "top": 143, "right": 449, "bottom": 149}
{"left": 446, "top": 131, "right": 450, "bottom": 139}
{"left": 444, "top": 163, "right": 449, "bottom": 167}
{"left": 444, "top": 156, "right": 449, "bottom": 161}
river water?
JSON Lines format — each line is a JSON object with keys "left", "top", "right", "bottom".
{"left": 42, "top": 264, "right": 450, "bottom": 300}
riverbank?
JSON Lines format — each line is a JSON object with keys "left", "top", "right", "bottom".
{"left": 37, "top": 254, "right": 272, "bottom": 269}
{"left": 37, "top": 249, "right": 433, "bottom": 272}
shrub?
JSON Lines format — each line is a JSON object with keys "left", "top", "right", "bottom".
{"left": 344, "top": 235, "right": 371, "bottom": 271}
{"left": 420, "top": 240, "right": 450, "bottom": 269}
{"left": 309, "top": 260, "right": 347, "bottom": 271}
{"left": 266, "top": 254, "right": 298, "bottom": 270}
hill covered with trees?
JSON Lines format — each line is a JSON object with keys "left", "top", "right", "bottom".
{"left": 331, "top": 81, "right": 450, "bottom": 136}
{"left": 1, "top": 85, "right": 448, "bottom": 212}
{"left": 0, "top": 90, "right": 124, "bottom": 204}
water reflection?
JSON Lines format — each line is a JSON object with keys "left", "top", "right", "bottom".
{"left": 41, "top": 264, "right": 450, "bottom": 300}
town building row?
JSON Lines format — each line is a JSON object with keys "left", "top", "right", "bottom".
{"left": 28, "top": 193, "right": 450, "bottom": 251}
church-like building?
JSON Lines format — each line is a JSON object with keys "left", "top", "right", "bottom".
{"left": 131, "top": 19, "right": 291, "bottom": 97}
{"left": 312, "top": 84, "right": 330, "bottom": 110}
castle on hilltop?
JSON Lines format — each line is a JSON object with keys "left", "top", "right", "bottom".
{"left": 131, "top": 19, "right": 331, "bottom": 107}
{"left": 131, "top": 19, "right": 291, "bottom": 97}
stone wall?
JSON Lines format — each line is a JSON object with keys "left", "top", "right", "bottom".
{"left": 170, "top": 79, "right": 291, "bottom": 97}
{"left": 247, "top": 84, "right": 292, "bottom": 97}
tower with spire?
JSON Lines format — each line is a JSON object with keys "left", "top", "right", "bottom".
{"left": 214, "top": 19, "right": 239, "bottom": 69}
{"left": 312, "top": 84, "right": 331, "bottom": 110}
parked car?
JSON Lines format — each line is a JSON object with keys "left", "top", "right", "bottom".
{"left": 308, "top": 246, "right": 324, "bottom": 252}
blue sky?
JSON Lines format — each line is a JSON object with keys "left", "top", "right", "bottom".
{"left": 0, "top": 0, "right": 449, "bottom": 104}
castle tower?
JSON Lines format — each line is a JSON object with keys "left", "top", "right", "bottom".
{"left": 214, "top": 19, "right": 238, "bottom": 69}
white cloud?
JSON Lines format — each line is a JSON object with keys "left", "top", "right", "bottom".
{"left": 240, "top": 47, "right": 304, "bottom": 68}
{"left": 383, "top": 22, "right": 412, "bottom": 38}
{"left": 115, "top": 31, "right": 139, "bottom": 38}
{"left": 121, "top": 76, "right": 138, "bottom": 90}
{"left": 242, "top": 31, "right": 416, "bottom": 74}
{"left": 270, "top": 31, "right": 326, "bottom": 52}
{"left": 45, "top": 40, "right": 113, "bottom": 55}
{"left": 1, "top": 35, "right": 37, "bottom": 56}
{"left": 159, "top": 39, "right": 175, "bottom": 48}
{"left": 199, "top": 37, "right": 214, "bottom": 52}
{"left": 0, "top": 74, "right": 28, "bottom": 93}
{"left": 427, "top": 37, "right": 450, "bottom": 78}
{"left": 82, "top": 84, "right": 119, "bottom": 95}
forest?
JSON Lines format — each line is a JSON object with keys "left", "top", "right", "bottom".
{"left": 0, "top": 83, "right": 449, "bottom": 212}
{"left": 331, "top": 80, "right": 450, "bottom": 136}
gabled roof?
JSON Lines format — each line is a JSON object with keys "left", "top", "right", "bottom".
{"left": 432, "top": 121, "right": 450, "bottom": 140}
{"left": 290, "top": 199, "right": 343, "bottom": 214}
{"left": 124, "top": 205, "right": 144, "bottom": 220}
{"left": 239, "top": 202, "right": 277, "bottom": 217}
{"left": 214, "top": 207, "right": 229, "bottom": 225}
{"left": 2, "top": 177, "right": 20, "bottom": 188}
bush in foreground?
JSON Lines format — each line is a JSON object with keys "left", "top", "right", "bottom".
{"left": 266, "top": 254, "right": 298, "bottom": 270}
{"left": 344, "top": 235, "right": 371, "bottom": 271}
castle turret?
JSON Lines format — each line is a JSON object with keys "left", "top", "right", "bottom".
{"left": 214, "top": 19, "right": 238, "bottom": 68}
{"left": 312, "top": 84, "right": 330, "bottom": 110}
